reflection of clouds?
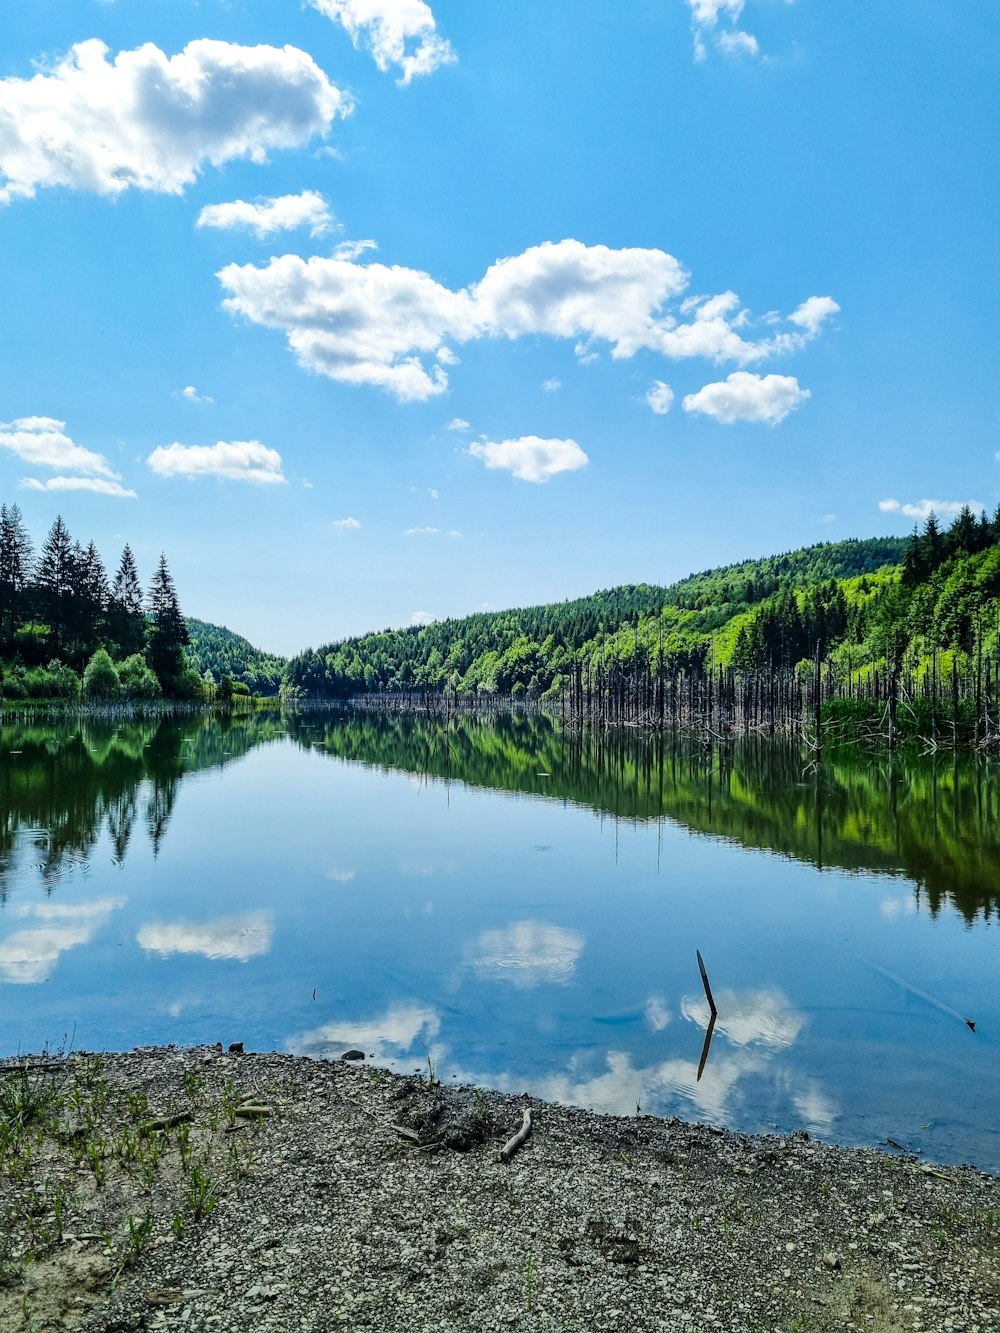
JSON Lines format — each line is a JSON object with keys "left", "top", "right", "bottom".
{"left": 681, "top": 987, "right": 804, "bottom": 1049}
{"left": 137, "top": 912, "right": 273, "bottom": 962}
{"left": 881, "top": 896, "right": 917, "bottom": 920}
{"left": 326, "top": 869, "right": 356, "bottom": 884}
{"left": 0, "top": 896, "right": 125, "bottom": 984}
{"left": 644, "top": 995, "right": 671, "bottom": 1031}
{"left": 466, "top": 920, "right": 584, "bottom": 988}
{"left": 289, "top": 1002, "right": 440, "bottom": 1061}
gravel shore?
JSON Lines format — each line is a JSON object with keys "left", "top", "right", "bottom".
{"left": 1, "top": 1046, "right": 998, "bottom": 1332}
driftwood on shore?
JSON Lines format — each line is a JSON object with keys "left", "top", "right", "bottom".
{"left": 499, "top": 1107, "right": 533, "bottom": 1161}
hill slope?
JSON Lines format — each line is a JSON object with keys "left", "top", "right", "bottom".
{"left": 284, "top": 536, "right": 909, "bottom": 699}
{"left": 185, "top": 618, "right": 286, "bottom": 696}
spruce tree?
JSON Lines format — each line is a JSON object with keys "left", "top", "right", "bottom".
{"left": 0, "top": 503, "right": 33, "bottom": 652}
{"left": 109, "top": 545, "right": 146, "bottom": 657}
{"left": 145, "top": 553, "right": 190, "bottom": 693}
{"left": 33, "top": 515, "right": 76, "bottom": 658}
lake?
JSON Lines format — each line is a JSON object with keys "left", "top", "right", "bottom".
{"left": 1, "top": 709, "right": 998, "bottom": 1170}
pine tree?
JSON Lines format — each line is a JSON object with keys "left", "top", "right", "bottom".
{"left": 145, "top": 553, "right": 190, "bottom": 693}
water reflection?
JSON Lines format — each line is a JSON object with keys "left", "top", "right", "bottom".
{"left": 291, "top": 1002, "right": 441, "bottom": 1062}
{"left": 465, "top": 920, "right": 585, "bottom": 987}
{"left": 4, "top": 711, "right": 1000, "bottom": 923}
{"left": 136, "top": 912, "right": 274, "bottom": 962}
{"left": 0, "top": 896, "right": 124, "bottom": 983}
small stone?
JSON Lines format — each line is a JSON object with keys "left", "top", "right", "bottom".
{"left": 228, "top": 1041, "right": 244, "bottom": 1053}
{"left": 341, "top": 1049, "right": 365, "bottom": 1061}
{"left": 822, "top": 1253, "right": 842, "bottom": 1271}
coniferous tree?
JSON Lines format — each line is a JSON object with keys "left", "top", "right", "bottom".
{"left": 68, "top": 540, "right": 110, "bottom": 666}
{"left": 145, "top": 553, "right": 190, "bottom": 693}
{"left": 0, "top": 503, "right": 33, "bottom": 652}
{"left": 109, "top": 545, "right": 146, "bottom": 657}
{"left": 33, "top": 515, "right": 76, "bottom": 657}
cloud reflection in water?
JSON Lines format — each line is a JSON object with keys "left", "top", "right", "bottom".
{"left": 0, "top": 897, "right": 125, "bottom": 984}
{"left": 465, "top": 920, "right": 584, "bottom": 988}
{"left": 136, "top": 912, "right": 273, "bottom": 962}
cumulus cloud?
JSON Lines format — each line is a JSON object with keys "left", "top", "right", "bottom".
{"left": 197, "top": 189, "right": 333, "bottom": 239}
{"left": 333, "top": 516, "right": 361, "bottom": 529}
{"left": 410, "top": 610, "right": 435, "bottom": 626}
{"left": 468, "top": 435, "right": 588, "bottom": 484}
{"left": 717, "top": 29, "right": 759, "bottom": 57}
{"left": 0, "top": 39, "right": 348, "bottom": 204}
{"left": 175, "top": 385, "right": 213, "bottom": 404}
{"left": 403, "top": 526, "right": 461, "bottom": 536}
{"left": 687, "top": 0, "right": 788, "bottom": 63}
{"left": 466, "top": 920, "right": 585, "bottom": 988}
{"left": 448, "top": 417, "right": 470, "bottom": 431}
{"left": 19, "top": 476, "right": 137, "bottom": 498}
{"left": 308, "top": 0, "right": 457, "bottom": 85}
{"left": 0, "top": 416, "right": 116, "bottom": 475}
{"left": 218, "top": 239, "right": 836, "bottom": 402}
{"left": 147, "top": 440, "right": 287, "bottom": 485}
{"left": 137, "top": 912, "right": 273, "bottom": 962}
{"left": 646, "top": 380, "right": 675, "bottom": 415}
{"left": 879, "top": 497, "right": 985, "bottom": 521}
{"left": 542, "top": 378, "right": 562, "bottom": 392}
{"left": 682, "top": 371, "right": 810, "bottom": 425}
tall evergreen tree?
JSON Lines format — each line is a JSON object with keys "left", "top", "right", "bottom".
{"left": 0, "top": 503, "right": 34, "bottom": 652}
{"left": 67, "top": 540, "right": 110, "bottom": 666}
{"left": 109, "top": 544, "right": 146, "bottom": 657}
{"left": 145, "top": 553, "right": 190, "bottom": 693}
{"left": 32, "top": 515, "right": 76, "bottom": 657}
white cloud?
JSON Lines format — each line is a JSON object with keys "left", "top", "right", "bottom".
{"left": 466, "top": 920, "right": 585, "bottom": 988}
{"left": 542, "top": 377, "right": 562, "bottom": 392}
{"left": 448, "top": 417, "right": 471, "bottom": 431}
{"left": 333, "top": 515, "right": 361, "bottom": 529}
{"left": 410, "top": 610, "right": 435, "bottom": 626}
{"left": 680, "top": 986, "right": 804, "bottom": 1048}
{"left": 687, "top": 0, "right": 792, "bottom": 63}
{"left": 682, "top": 371, "right": 810, "bottom": 425}
{"left": 175, "top": 385, "right": 213, "bottom": 404}
{"left": 19, "top": 476, "right": 137, "bottom": 498}
{"left": 788, "top": 295, "right": 840, "bottom": 336}
{"left": 821, "top": 512, "right": 837, "bottom": 524}
{"left": 0, "top": 39, "right": 348, "bottom": 204}
{"left": 147, "top": 440, "right": 287, "bottom": 485}
{"left": 427, "top": 487, "right": 439, "bottom": 499}
{"left": 308, "top": 0, "right": 457, "bottom": 85}
{"left": 333, "top": 238, "right": 378, "bottom": 260}
{"left": 137, "top": 912, "right": 273, "bottom": 962}
{"left": 197, "top": 189, "right": 333, "bottom": 239}
{"left": 218, "top": 241, "right": 836, "bottom": 402}
{"left": 326, "top": 868, "right": 356, "bottom": 883}
{"left": 717, "top": 29, "right": 759, "bottom": 57}
{"left": 646, "top": 380, "right": 675, "bottom": 415}
{"left": 0, "top": 416, "right": 116, "bottom": 475}
{"left": 468, "top": 435, "right": 589, "bottom": 484}
{"left": 403, "top": 526, "right": 461, "bottom": 536}
{"left": 879, "top": 497, "right": 985, "bottom": 521}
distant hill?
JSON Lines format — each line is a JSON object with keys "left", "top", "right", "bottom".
{"left": 185, "top": 618, "right": 286, "bottom": 696}
{"left": 284, "top": 536, "right": 910, "bottom": 699}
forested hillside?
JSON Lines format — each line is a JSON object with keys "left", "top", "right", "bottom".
{"left": 283, "top": 536, "right": 911, "bottom": 699}
{"left": 185, "top": 619, "right": 285, "bottom": 696}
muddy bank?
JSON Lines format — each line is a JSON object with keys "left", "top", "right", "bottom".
{"left": 0, "top": 1046, "right": 997, "bottom": 1332}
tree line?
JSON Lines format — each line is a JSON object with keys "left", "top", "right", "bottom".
{"left": 0, "top": 503, "right": 194, "bottom": 702}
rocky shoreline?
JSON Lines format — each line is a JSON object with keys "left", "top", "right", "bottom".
{"left": 1, "top": 1046, "right": 997, "bottom": 1332}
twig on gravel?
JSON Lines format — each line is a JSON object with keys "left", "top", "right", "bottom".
{"left": 500, "top": 1108, "right": 533, "bottom": 1162}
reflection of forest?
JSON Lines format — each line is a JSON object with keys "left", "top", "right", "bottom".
{"left": 291, "top": 711, "right": 1000, "bottom": 924}
{"left": 0, "top": 715, "right": 289, "bottom": 893}
{"left": 4, "top": 711, "right": 998, "bottom": 922}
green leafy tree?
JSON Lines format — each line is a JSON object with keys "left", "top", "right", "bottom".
{"left": 82, "top": 647, "right": 121, "bottom": 700}
{"left": 118, "top": 653, "right": 162, "bottom": 700}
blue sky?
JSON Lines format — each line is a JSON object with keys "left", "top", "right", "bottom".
{"left": 1, "top": 1, "right": 997, "bottom": 655}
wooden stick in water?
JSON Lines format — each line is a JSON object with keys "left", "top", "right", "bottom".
{"left": 696, "top": 949, "right": 718, "bottom": 1018}
{"left": 869, "top": 962, "right": 975, "bottom": 1032}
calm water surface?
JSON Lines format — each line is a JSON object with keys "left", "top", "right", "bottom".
{"left": 1, "top": 711, "right": 998, "bottom": 1170}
